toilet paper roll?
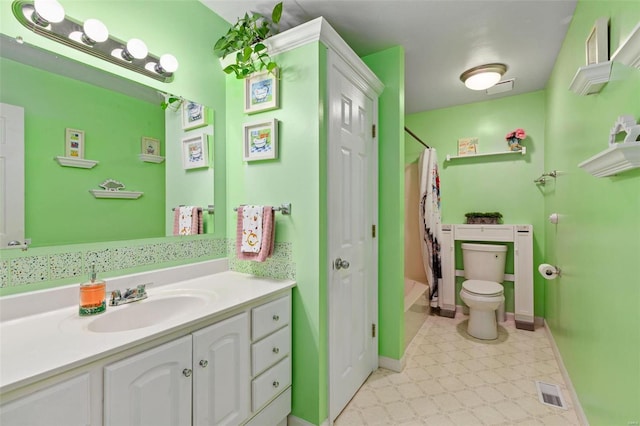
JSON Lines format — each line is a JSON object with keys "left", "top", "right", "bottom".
{"left": 538, "top": 263, "right": 560, "bottom": 280}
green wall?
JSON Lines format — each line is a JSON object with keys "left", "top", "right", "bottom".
{"left": 544, "top": 1, "right": 640, "bottom": 423}
{"left": 362, "top": 47, "right": 406, "bottom": 361}
{"left": 1, "top": 57, "right": 165, "bottom": 246}
{"left": 406, "top": 91, "right": 547, "bottom": 316}
{"left": 225, "top": 43, "right": 326, "bottom": 425}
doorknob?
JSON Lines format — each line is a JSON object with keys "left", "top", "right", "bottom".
{"left": 8, "top": 241, "right": 21, "bottom": 246}
{"left": 334, "top": 258, "right": 350, "bottom": 270}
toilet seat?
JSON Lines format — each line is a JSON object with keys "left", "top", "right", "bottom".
{"left": 462, "top": 280, "right": 503, "bottom": 297}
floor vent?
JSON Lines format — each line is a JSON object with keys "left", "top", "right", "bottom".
{"left": 535, "top": 381, "right": 567, "bottom": 409}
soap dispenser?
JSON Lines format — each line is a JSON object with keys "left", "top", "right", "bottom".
{"left": 79, "top": 263, "right": 106, "bottom": 316}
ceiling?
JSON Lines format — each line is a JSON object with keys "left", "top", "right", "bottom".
{"left": 200, "top": 0, "right": 577, "bottom": 114}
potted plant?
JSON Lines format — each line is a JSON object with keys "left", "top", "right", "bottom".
{"left": 464, "top": 212, "right": 503, "bottom": 224}
{"left": 214, "top": 2, "right": 283, "bottom": 79}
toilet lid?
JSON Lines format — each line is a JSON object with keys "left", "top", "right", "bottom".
{"left": 462, "top": 280, "right": 503, "bottom": 296}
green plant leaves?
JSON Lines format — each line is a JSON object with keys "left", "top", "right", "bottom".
{"left": 213, "top": 2, "right": 283, "bottom": 78}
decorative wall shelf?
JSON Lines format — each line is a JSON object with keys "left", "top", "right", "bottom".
{"left": 89, "top": 189, "right": 143, "bottom": 199}
{"left": 54, "top": 156, "right": 98, "bottom": 169}
{"left": 578, "top": 142, "right": 640, "bottom": 177}
{"left": 611, "top": 22, "right": 640, "bottom": 69}
{"left": 568, "top": 61, "right": 612, "bottom": 95}
{"left": 445, "top": 147, "right": 526, "bottom": 162}
{"left": 139, "top": 154, "right": 165, "bottom": 163}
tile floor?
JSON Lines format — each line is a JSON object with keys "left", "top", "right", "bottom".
{"left": 335, "top": 313, "right": 582, "bottom": 425}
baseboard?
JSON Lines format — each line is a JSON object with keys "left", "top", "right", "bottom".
{"left": 543, "top": 320, "right": 590, "bottom": 426}
{"left": 378, "top": 354, "right": 405, "bottom": 372}
{"left": 287, "top": 415, "right": 329, "bottom": 426}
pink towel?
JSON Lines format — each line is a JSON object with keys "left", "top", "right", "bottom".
{"left": 236, "top": 206, "right": 275, "bottom": 262}
{"left": 173, "top": 206, "right": 203, "bottom": 235}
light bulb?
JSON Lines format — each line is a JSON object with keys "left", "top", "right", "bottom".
{"left": 121, "top": 38, "right": 148, "bottom": 61}
{"left": 156, "top": 54, "right": 178, "bottom": 74}
{"left": 464, "top": 72, "right": 502, "bottom": 91}
{"left": 32, "top": 0, "right": 65, "bottom": 26}
{"left": 82, "top": 18, "right": 109, "bottom": 45}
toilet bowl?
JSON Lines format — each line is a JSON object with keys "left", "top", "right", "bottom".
{"left": 460, "top": 280, "right": 504, "bottom": 340}
{"left": 460, "top": 243, "right": 507, "bottom": 340}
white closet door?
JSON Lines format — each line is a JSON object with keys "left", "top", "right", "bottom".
{"left": 327, "top": 49, "right": 378, "bottom": 421}
{"left": 0, "top": 103, "right": 25, "bottom": 248}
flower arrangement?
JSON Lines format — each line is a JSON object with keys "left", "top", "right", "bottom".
{"left": 505, "top": 128, "right": 526, "bottom": 151}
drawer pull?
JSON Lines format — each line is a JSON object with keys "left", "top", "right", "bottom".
{"left": 199, "top": 360, "right": 208, "bottom": 368}
{"left": 272, "top": 347, "right": 280, "bottom": 354}
{"left": 183, "top": 368, "right": 192, "bottom": 377}
{"left": 272, "top": 314, "right": 280, "bottom": 321}
{"left": 272, "top": 380, "right": 280, "bottom": 388}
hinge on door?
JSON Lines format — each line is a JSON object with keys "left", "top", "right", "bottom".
{"left": 372, "top": 225, "right": 376, "bottom": 238}
{"left": 372, "top": 124, "right": 376, "bottom": 138}
{"left": 372, "top": 323, "right": 376, "bottom": 338}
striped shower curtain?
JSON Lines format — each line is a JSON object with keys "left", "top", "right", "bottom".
{"left": 418, "top": 148, "right": 442, "bottom": 308}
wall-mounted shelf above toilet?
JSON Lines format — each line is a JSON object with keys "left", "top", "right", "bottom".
{"left": 445, "top": 147, "right": 526, "bottom": 162}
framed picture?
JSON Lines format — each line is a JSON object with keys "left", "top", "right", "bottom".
{"left": 457, "top": 137, "right": 478, "bottom": 156}
{"left": 585, "top": 17, "right": 609, "bottom": 65}
{"left": 182, "top": 100, "right": 208, "bottom": 130}
{"left": 244, "top": 69, "right": 279, "bottom": 114}
{"left": 141, "top": 137, "right": 160, "bottom": 156}
{"left": 65, "top": 128, "right": 84, "bottom": 158}
{"left": 181, "top": 134, "right": 209, "bottom": 169}
{"left": 243, "top": 119, "right": 278, "bottom": 161}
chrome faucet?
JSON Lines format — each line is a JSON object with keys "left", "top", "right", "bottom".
{"left": 110, "top": 284, "right": 149, "bottom": 306}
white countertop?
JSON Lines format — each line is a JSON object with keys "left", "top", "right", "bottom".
{"left": 0, "top": 267, "right": 295, "bottom": 394}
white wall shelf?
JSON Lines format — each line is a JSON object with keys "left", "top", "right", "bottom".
{"left": 578, "top": 142, "right": 640, "bottom": 177}
{"left": 568, "top": 61, "right": 612, "bottom": 95}
{"left": 611, "top": 22, "right": 640, "bottom": 69}
{"left": 445, "top": 147, "right": 526, "bottom": 162}
{"left": 89, "top": 190, "right": 143, "bottom": 199}
{"left": 54, "top": 156, "right": 98, "bottom": 169}
{"left": 139, "top": 154, "right": 165, "bottom": 163}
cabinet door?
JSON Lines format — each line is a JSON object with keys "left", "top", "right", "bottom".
{"left": 193, "top": 312, "right": 250, "bottom": 426}
{"left": 104, "top": 335, "right": 192, "bottom": 426}
{"left": 0, "top": 373, "right": 91, "bottom": 426}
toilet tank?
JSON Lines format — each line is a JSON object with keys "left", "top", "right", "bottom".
{"left": 462, "top": 243, "right": 507, "bottom": 282}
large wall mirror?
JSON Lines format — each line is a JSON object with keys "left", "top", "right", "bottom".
{"left": 0, "top": 34, "right": 215, "bottom": 248}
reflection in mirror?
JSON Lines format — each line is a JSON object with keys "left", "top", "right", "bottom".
{"left": 0, "top": 34, "right": 214, "bottom": 248}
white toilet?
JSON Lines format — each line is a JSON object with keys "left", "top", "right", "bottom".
{"left": 459, "top": 243, "right": 507, "bottom": 340}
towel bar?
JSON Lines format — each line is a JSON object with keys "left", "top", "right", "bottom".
{"left": 534, "top": 170, "right": 558, "bottom": 185}
{"left": 233, "top": 203, "right": 291, "bottom": 215}
{"left": 172, "top": 205, "right": 215, "bottom": 214}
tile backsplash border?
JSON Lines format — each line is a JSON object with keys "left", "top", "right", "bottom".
{"left": 0, "top": 236, "right": 228, "bottom": 294}
{"left": 227, "top": 239, "right": 296, "bottom": 281}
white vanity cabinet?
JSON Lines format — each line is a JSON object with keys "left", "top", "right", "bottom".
{"left": 104, "top": 335, "right": 193, "bottom": 426}
{"left": 104, "top": 313, "right": 250, "bottom": 426}
{"left": 0, "top": 373, "right": 93, "bottom": 426}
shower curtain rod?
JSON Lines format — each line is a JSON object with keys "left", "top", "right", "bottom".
{"left": 404, "top": 127, "right": 430, "bottom": 148}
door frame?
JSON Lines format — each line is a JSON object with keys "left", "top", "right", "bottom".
{"left": 326, "top": 49, "right": 379, "bottom": 423}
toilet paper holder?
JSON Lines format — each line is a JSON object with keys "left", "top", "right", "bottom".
{"left": 538, "top": 263, "right": 561, "bottom": 279}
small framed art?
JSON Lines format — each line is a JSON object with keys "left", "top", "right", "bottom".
{"left": 182, "top": 100, "right": 208, "bottom": 130}
{"left": 65, "top": 128, "right": 85, "bottom": 158}
{"left": 244, "top": 69, "right": 279, "bottom": 114}
{"left": 457, "top": 137, "right": 478, "bottom": 156}
{"left": 141, "top": 137, "right": 160, "bottom": 156}
{"left": 182, "top": 134, "right": 209, "bottom": 169}
{"left": 243, "top": 119, "right": 278, "bottom": 161}
{"left": 585, "top": 17, "right": 609, "bottom": 65}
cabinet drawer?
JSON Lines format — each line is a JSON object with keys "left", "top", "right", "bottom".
{"left": 251, "top": 357, "right": 291, "bottom": 412}
{"left": 252, "top": 326, "right": 290, "bottom": 376}
{"left": 252, "top": 295, "right": 290, "bottom": 341}
{"left": 454, "top": 225, "right": 514, "bottom": 242}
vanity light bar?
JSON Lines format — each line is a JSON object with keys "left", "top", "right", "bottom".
{"left": 11, "top": 0, "right": 177, "bottom": 83}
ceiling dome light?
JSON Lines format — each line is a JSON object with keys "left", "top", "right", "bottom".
{"left": 82, "top": 18, "right": 109, "bottom": 45}
{"left": 32, "top": 0, "right": 65, "bottom": 27}
{"left": 121, "top": 38, "right": 148, "bottom": 61}
{"left": 156, "top": 53, "right": 179, "bottom": 74}
{"left": 460, "top": 63, "right": 507, "bottom": 91}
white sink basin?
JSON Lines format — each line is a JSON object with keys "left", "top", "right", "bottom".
{"left": 88, "top": 291, "right": 215, "bottom": 333}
